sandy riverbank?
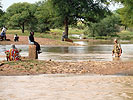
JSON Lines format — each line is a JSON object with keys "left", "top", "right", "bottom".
{"left": 0, "top": 34, "right": 79, "bottom": 46}
{"left": 0, "top": 59, "right": 133, "bottom": 76}
{"left": 0, "top": 75, "right": 133, "bottom": 100}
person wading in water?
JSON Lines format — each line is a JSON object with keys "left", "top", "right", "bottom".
{"left": 112, "top": 39, "right": 122, "bottom": 57}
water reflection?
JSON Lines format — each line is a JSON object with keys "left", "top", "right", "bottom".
{"left": 74, "top": 40, "right": 133, "bottom": 45}
{"left": 0, "top": 75, "right": 132, "bottom": 100}
{"left": 74, "top": 40, "right": 114, "bottom": 45}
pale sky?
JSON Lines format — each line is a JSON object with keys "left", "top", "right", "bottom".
{"left": 1, "top": 0, "right": 122, "bottom": 12}
{"left": 1, "top": 0, "right": 41, "bottom": 11}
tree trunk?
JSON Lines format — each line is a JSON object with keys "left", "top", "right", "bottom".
{"left": 64, "top": 17, "right": 68, "bottom": 38}
{"left": 22, "top": 22, "right": 25, "bottom": 33}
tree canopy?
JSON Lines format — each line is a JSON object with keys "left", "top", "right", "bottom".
{"left": 0, "top": 1, "right": 5, "bottom": 27}
{"left": 49, "top": 0, "right": 111, "bottom": 36}
{"left": 0, "top": 0, "right": 131, "bottom": 37}
{"left": 86, "top": 14, "right": 120, "bottom": 37}
{"left": 0, "top": 0, "right": 2, "bottom": 8}
{"left": 34, "top": 1, "right": 54, "bottom": 32}
{"left": 6, "top": 2, "right": 37, "bottom": 33}
{"left": 114, "top": 0, "right": 133, "bottom": 27}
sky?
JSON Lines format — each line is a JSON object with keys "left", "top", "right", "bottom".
{"left": 1, "top": 0, "right": 41, "bottom": 11}
{"left": 1, "top": 0, "right": 122, "bottom": 11}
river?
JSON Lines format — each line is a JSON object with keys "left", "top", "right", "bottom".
{"left": 0, "top": 42, "right": 133, "bottom": 61}
{"left": 0, "top": 41, "right": 133, "bottom": 100}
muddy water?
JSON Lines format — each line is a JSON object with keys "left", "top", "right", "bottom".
{"left": 0, "top": 75, "right": 133, "bottom": 100}
{"left": 0, "top": 43, "right": 133, "bottom": 61}
{"left": 0, "top": 43, "right": 133, "bottom": 100}
{"left": 39, "top": 44, "right": 133, "bottom": 61}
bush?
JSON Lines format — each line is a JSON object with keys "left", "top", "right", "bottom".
{"left": 84, "top": 15, "right": 121, "bottom": 37}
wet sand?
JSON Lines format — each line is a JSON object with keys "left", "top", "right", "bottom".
{"left": 0, "top": 75, "right": 133, "bottom": 100}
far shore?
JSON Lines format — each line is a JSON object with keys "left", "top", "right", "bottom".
{"left": 0, "top": 34, "right": 80, "bottom": 46}
{"left": 0, "top": 34, "right": 115, "bottom": 46}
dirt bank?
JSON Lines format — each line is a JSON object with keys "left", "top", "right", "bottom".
{"left": 0, "top": 59, "right": 133, "bottom": 76}
{"left": 0, "top": 34, "right": 79, "bottom": 46}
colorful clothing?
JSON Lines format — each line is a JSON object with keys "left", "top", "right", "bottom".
{"left": 5, "top": 48, "right": 21, "bottom": 61}
{"left": 112, "top": 43, "right": 122, "bottom": 57}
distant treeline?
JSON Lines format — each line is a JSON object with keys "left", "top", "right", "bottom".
{"left": 0, "top": 0, "right": 132, "bottom": 37}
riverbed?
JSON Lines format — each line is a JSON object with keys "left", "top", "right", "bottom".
{"left": 0, "top": 74, "right": 133, "bottom": 100}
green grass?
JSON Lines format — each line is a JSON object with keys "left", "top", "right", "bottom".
{"left": 4, "top": 61, "right": 22, "bottom": 65}
{"left": 6, "top": 29, "right": 61, "bottom": 40}
{"left": 51, "top": 28, "right": 84, "bottom": 35}
{"left": 6, "top": 28, "right": 84, "bottom": 40}
{"left": 7, "top": 30, "right": 29, "bottom": 36}
{"left": 117, "top": 31, "right": 133, "bottom": 40}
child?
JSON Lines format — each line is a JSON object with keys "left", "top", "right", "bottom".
{"left": 14, "top": 34, "right": 19, "bottom": 42}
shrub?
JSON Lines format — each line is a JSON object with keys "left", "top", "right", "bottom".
{"left": 84, "top": 15, "right": 121, "bottom": 37}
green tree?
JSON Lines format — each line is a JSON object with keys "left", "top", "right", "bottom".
{"left": 6, "top": 2, "right": 37, "bottom": 33}
{"left": 0, "top": 13, "right": 6, "bottom": 27}
{"left": 86, "top": 15, "right": 120, "bottom": 36}
{"left": 49, "top": 0, "right": 111, "bottom": 37}
{"left": 34, "top": 1, "right": 54, "bottom": 32}
{"left": 0, "top": 0, "right": 3, "bottom": 17}
{"left": 0, "top": 2, "right": 5, "bottom": 27}
{"left": 114, "top": 0, "right": 133, "bottom": 27}
{"left": 0, "top": 0, "right": 2, "bottom": 8}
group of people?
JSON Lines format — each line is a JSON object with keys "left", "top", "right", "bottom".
{"left": 2, "top": 27, "right": 121, "bottom": 61}
{"left": 4, "top": 38, "right": 122, "bottom": 61}
{"left": 4, "top": 31, "right": 41, "bottom": 61}
{"left": 0, "top": 26, "right": 19, "bottom": 42}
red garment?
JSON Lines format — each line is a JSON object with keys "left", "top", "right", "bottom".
{"left": 5, "top": 48, "right": 20, "bottom": 61}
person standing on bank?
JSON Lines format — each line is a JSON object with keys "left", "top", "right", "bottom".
{"left": 29, "top": 32, "right": 41, "bottom": 53}
{"left": 112, "top": 39, "right": 122, "bottom": 57}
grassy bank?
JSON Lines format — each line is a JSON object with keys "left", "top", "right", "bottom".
{"left": 6, "top": 28, "right": 84, "bottom": 40}
{"left": 6, "top": 30, "right": 61, "bottom": 40}
{"left": 6, "top": 29, "right": 133, "bottom": 41}
{"left": 117, "top": 31, "right": 133, "bottom": 40}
